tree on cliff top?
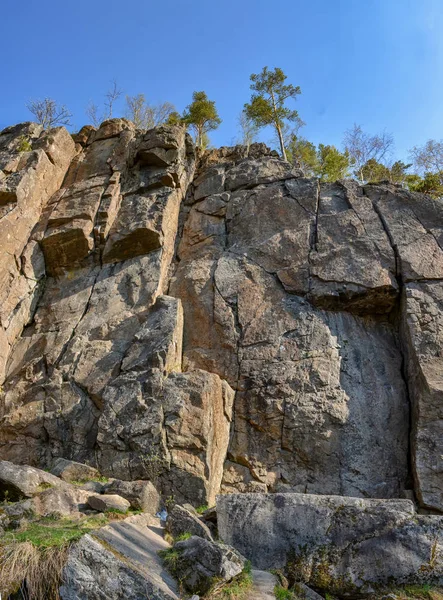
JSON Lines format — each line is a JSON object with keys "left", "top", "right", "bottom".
{"left": 183, "top": 91, "right": 221, "bottom": 149}
{"left": 244, "top": 66, "right": 301, "bottom": 161}
{"left": 125, "top": 94, "right": 175, "bottom": 129}
{"left": 86, "top": 80, "right": 123, "bottom": 127}
{"left": 27, "top": 98, "right": 72, "bottom": 130}
{"left": 344, "top": 124, "right": 394, "bottom": 183}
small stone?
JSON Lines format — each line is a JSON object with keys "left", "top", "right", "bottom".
{"left": 87, "top": 494, "right": 130, "bottom": 513}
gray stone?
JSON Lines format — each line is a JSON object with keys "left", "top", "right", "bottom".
{"left": 217, "top": 493, "right": 443, "bottom": 595}
{"left": 50, "top": 457, "right": 100, "bottom": 483}
{"left": 168, "top": 535, "right": 245, "bottom": 595}
{"left": 60, "top": 529, "right": 178, "bottom": 600}
{"left": 104, "top": 479, "right": 160, "bottom": 513}
{"left": 0, "top": 460, "right": 66, "bottom": 500}
{"left": 87, "top": 494, "right": 130, "bottom": 513}
{"left": 166, "top": 504, "right": 213, "bottom": 541}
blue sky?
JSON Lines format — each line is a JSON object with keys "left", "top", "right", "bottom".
{"left": 1, "top": 0, "right": 442, "bottom": 160}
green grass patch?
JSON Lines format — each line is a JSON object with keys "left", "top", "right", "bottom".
{"left": 196, "top": 504, "right": 209, "bottom": 514}
{"left": 0, "top": 515, "right": 108, "bottom": 549}
{"left": 215, "top": 561, "right": 253, "bottom": 599}
{"left": 389, "top": 585, "right": 443, "bottom": 600}
{"left": 159, "top": 547, "right": 182, "bottom": 575}
{"left": 175, "top": 532, "right": 192, "bottom": 542}
{"left": 274, "top": 585, "right": 297, "bottom": 600}
{"left": 71, "top": 475, "right": 109, "bottom": 485}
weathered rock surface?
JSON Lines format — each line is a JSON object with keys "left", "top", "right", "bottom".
{"left": 61, "top": 519, "right": 179, "bottom": 600}
{"left": 104, "top": 478, "right": 160, "bottom": 513}
{"left": 87, "top": 493, "right": 130, "bottom": 513}
{"left": 169, "top": 535, "right": 245, "bottom": 595}
{"left": 1, "top": 121, "right": 443, "bottom": 520}
{"left": 0, "top": 459, "right": 66, "bottom": 500}
{"left": 51, "top": 457, "right": 100, "bottom": 482}
{"left": 218, "top": 493, "right": 443, "bottom": 595}
{"left": 166, "top": 504, "right": 213, "bottom": 541}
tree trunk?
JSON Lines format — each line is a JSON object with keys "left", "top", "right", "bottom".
{"left": 276, "top": 124, "right": 287, "bottom": 161}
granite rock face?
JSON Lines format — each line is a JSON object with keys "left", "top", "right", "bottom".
{"left": 1, "top": 124, "right": 443, "bottom": 518}
{"left": 218, "top": 493, "right": 443, "bottom": 595}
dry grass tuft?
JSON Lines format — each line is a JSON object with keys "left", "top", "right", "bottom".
{"left": 0, "top": 541, "right": 68, "bottom": 599}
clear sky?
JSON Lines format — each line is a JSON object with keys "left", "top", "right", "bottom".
{"left": 1, "top": 0, "right": 443, "bottom": 160}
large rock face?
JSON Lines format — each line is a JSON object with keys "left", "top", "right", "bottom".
{"left": 1, "top": 125, "right": 443, "bottom": 516}
{"left": 217, "top": 493, "right": 443, "bottom": 595}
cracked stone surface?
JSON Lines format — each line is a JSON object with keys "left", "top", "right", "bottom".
{"left": 1, "top": 124, "right": 443, "bottom": 514}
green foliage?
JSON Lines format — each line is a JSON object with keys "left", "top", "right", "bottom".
{"left": 17, "top": 135, "right": 32, "bottom": 152}
{"left": 175, "top": 532, "right": 192, "bottom": 542}
{"left": 216, "top": 561, "right": 253, "bottom": 599}
{"left": 274, "top": 585, "right": 296, "bottom": 600}
{"left": 406, "top": 171, "right": 443, "bottom": 199}
{"left": 158, "top": 547, "right": 182, "bottom": 576}
{"left": 183, "top": 91, "right": 221, "bottom": 148}
{"left": 1, "top": 515, "right": 107, "bottom": 549}
{"left": 166, "top": 111, "right": 184, "bottom": 126}
{"left": 244, "top": 66, "right": 301, "bottom": 160}
{"left": 316, "top": 144, "right": 350, "bottom": 181}
{"left": 286, "top": 134, "right": 318, "bottom": 176}
{"left": 196, "top": 504, "right": 209, "bottom": 514}
{"left": 71, "top": 475, "right": 109, "bottom": 485}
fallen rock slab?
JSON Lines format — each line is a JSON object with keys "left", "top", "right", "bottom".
{"left": 217, "top": 493, "right": 443, "bottom": 596}
{"left": 0, "top": 460, "right": 66, "bottom": 500}
{"left": 104, "top": 479, "right": 160, "bottom": 513}
{"left": 168, "top": 535, "right": 245, "bottom": 595}
{"left": 50, "top": 457, "right": 100, "bottom": 483}
{"left": 87, "top": 494, "right": 130, "bottom": 513}
{"left": 60, "top": 530, "right": 178, "bottom": 600}
{"left": 166, "top": 504, "right": 213, "bottom": 541}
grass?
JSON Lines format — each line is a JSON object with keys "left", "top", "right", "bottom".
{"left": 70, "top": 475, "right": 109, "bottom": 485}
{"left": 158, "top": 547, "right": 182, "bottom": 574}
{"left": 0, "top": 541, "right": 67, "bottom": 599}
{"left": 389, "top": 585, "right": 443, "bottom": 600}
{"left": 210, "top": 561, "right": 253, "bottom": 599}
{"left": 175, "top": 532, "right": 192, "bottom": 542}
{"left": 0, "top": 513, "right": 118, "bottom": 599}
{"left": 1, "top": 515, "right": 108, "bottom": 548}
{"left": 196, "top": 504, "right": 209, "bottom": 514}
{"left": 274, "top": 585, "right": 297, "bottom": 600}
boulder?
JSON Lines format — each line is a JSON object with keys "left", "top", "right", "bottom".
{"left": 0, "top": 460, "right": 65, "bottom": 500}
{"left": 87, "top": 494, "right": 130, "bottom": 513}
{"left": 50, "top": 457, "right": 100, "bottom": 483}
{"left": 60, "top": 533, "right": 178, "bottom": 600}
{"left": 104, "top": 479, "right": 160, "bottom": 513}
{"left": 217, "top": 493, "right": 443, "bottom": 595}
{"left": 33, "top": 486, "right": 91, "bottom": 517}
{"left": 167, "top": 536, "right": 245, "bottom": 595}
{"left": 166, "top": 504, "right": 213, "bottom": 541}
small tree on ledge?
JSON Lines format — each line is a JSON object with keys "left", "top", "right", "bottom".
{"left": 244, "top": 66, "right": 301, "bottom": 161}
{"left": 26, "top": 98, "right": 72, "bottom": 130}
{"left": 183, "top": 91, "right": 221, "bottom": 149}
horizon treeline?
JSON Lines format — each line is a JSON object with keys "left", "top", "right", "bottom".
{"left": 24, "top": 68, "right": 443, "bottom": 199}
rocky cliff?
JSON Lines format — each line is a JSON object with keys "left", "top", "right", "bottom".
{"left": 1, "top": 119, "right": 443, "bottom": 518}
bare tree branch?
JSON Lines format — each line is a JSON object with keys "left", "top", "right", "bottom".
{"left": 26, "top": 98, "right": 72, "bottom": 130}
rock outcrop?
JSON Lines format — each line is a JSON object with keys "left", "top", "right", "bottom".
{"left": 2, "top": 121, "right": 443, "bottom": 571}
{"left": 0, "top": 120, "right": 233, "bottom": 507}
{"left": 218, "top": 493, "right": 443, "bottom": 595}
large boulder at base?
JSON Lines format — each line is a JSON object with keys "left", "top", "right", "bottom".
{"left": 87, "top": 494, "right": 130, "bottom": 513}
{"left": 104, "top": 479, "right": 160, "bottom": 513}
{"left": 169, "top": 535, "right": 245, "bottom": 595}
{"left": 217, "top": 493, "right": 443, "bottom": 596}
{"left": 50, "top": 457, "right": 100, "bottom": 482}
{"left": 33, "top": 486, "right": 91, "bottom": 517}
{"left": 166, "top": 504, "right": 213, "bottom": 541}
{"left": 0, "top": 460, "right": 66, "bottom": 500}
{"left": 60, "top": 534, "right": 178, "bottom": 600}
